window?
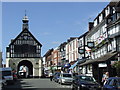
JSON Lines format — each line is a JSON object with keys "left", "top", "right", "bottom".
{"left": 117, "top": 13, "right": 120, "bottom": 19}
{"left": 109, "top": 79, "right": 114, "bottom": 86}
{"left": 94, "top": 19, "right": 97, "bottom": 27}
{"left": 105, "top": 79, "right": 112, "bottom": 85}
{"left": 63, "top": 74, "right": 72, "bottom": 77}
{"left": 2, "top": 71, "right": 12, "bottom": 76}
{"left": 113, "top": 79, "right": 118, "bottom": 86}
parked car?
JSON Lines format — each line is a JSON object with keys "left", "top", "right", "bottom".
{"left": 59, "top": 73, "right": 73, "bottom": 85}
{"left": 53, "top": 72, "right": 60, "bottom": 83}
{"left": 103, "top": 77, "right": 120, "bottom": 90}
{"left": 71, "top": 75, "right": 101, "bottom": 90}
{"left": 0, "top": 67, "right": 14, "bottom": 85}
{"left": 44, "top": 72, "right": 49, "bottom": 78}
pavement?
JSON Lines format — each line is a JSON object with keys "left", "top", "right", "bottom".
{"left": 2, "top": 78, "right": 71, "bottom": 90}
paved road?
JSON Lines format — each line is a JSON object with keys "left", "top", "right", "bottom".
{"left": 2, "top": 78, "right": 71, "bottom": 90}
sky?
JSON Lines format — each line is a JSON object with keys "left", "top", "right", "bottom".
{"left": 2, "top": 2, "right": 109, "bottom": 63}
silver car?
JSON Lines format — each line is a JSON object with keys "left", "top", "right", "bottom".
{"left": 59, "top": 73, "right": 73, "bottom": 85}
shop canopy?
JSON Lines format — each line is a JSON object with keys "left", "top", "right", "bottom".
{"left": 79, "top": 52, "right": 117, "bottom": 66}
{"left": 69, "top": 61, "right": 79, "bottom": 69}
{"left": 69, "top": 59, "right": 86, "bottom": 69}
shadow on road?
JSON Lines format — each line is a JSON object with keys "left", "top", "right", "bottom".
{"left": 2, "top": 79, "right": 23, "bottom": 90}
{"left": 2, "top": 78, "right": 71, "bottom": 90}
{"left": 2, "top": 79, "right": 37, "bottom": 90}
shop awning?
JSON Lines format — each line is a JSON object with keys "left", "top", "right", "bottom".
{"left": 79, "top": 52, "right": 117, "bottom": 66}
{"left": 69, "top": 61, "right": 79, "bottom": 69}
{"left": 52, "top": 66, "right": 57, "bottom": 70}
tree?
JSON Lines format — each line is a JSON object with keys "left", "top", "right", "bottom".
{"left": 112, "top": 61, "right": 120, "bottom": 77}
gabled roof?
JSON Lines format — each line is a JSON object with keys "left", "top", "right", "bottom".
{"left": 67, "top": 37, "right": 78, "bottom": 43}
{"left": 9, "top": 29, "right": 42, "bottom": 47}
{"left": 78, "top": 31, "right": 88, "bottom": 39}
{"left": 43, "top": 48, "right": 53, "bottom": 57}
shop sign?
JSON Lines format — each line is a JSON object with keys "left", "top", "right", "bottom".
{"left": 98, "top": 63, "right": 107, "bottom": 67}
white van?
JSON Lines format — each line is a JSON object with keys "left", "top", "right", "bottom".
{"left": 0, "top": 67, "right": 14, "bottom": 84}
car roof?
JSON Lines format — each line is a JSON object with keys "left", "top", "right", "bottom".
{"left": 108, "top": 77, "right": 120, "bottom": 80}
{"left": 76, "top": 75, "right": 92, "bottom": 77}
{"left": 62, "top": 73, "right": 71, "bottom": 74}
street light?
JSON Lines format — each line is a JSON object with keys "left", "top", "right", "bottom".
{"left": 78, "top": 48, "right": 84, "bottom": 54}
{"left": 87, "top": 42, "right": 94, "bottom": 48}
{"left": 78, "top": 41, "right": 94, "bottom": 58}
{"left": 78, "top": 41, "right": 94, "bottom": 74}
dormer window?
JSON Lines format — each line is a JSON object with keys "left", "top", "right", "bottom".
{"left": 105, "top": 6, "right": 110, "bottom": 17}
{"left": 102, "top": 11, "right": 105, "bottom": 19}
{"left": 97, "top": 18, "right": 99, "bottom": 25}
{"left": 99, "top": 14, "right": 103, "bottom": 23}
{"left": 113, "top": 7, "right": 116, "bottom": 14}
{"left": 94, "top": 19, "right": 97, "bottom": 27}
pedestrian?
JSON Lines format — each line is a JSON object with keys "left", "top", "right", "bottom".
{"left": 61, "top": 70, "right": 63, "bottom": 74}
{"left": 104, "top": 72, "right": 109, "bottom": 84}
{"left": 69, "top": 69, "right": 72, "bottom": 74}
{"left": 102, "top": 72, "right": 109, "bottom": 85}
{"left": 101, "top": 72, "right": 106, "bottom": 85}
{"left": 49, "top": 72, "right": 53, "bottom": 81}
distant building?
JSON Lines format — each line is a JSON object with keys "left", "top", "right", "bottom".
{"left": 52, "top": 47, "right": 61, "bottom": 71}
{"left": 44, "top": 48, "right": 53, "bottom": 73}
{"left": 59, "top": 42, "right": 67, "bottom": 68}
{"left": 66, "top": 37, "right": 78, "bottom": 65}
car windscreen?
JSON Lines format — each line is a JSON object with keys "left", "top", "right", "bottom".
{"left": 114, "top": 79, "right": 120, "bottom": 87}
{"left": 63, "top": 74, "right": 72, "bottom": 77}
{"left": 2, "top": 71, "right": 12, "bottom": 76}
{"left": 79, "top": 76, "right": 95, "bottom": 82}
{"left": 57, "top": 73, "right": 60, "bottom": 76}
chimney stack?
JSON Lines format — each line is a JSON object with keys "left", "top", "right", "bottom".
{"left": 88, "top": 22, "right": 94, "bottom": 31}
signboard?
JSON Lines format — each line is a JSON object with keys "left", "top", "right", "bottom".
{"left": 98, "top": 63, "right": 107, "bottom": 67}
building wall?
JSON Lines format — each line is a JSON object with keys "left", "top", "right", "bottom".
{"left": 66, "top": 38, "right": 78, "bottom": 63}
{"left": 86, "top": 20, "right": 108, "bottom": 59}
{"left": 52, "top": 48, "right": 61, "bottom": 67}
{"left": 79, "top": 2, "right": 120, "bottom": 77}
{"left": 59, "top": 43, "right": 66, "bottom": 66}
{"left": 6, "top": 57, "right": 42, "bottom": 77}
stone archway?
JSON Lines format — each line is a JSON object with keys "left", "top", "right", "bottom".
{"left": 17, "top": 60, "right": 33, "bottom": 78}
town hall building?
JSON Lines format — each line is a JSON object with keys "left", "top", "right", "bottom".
{"left": 6, "top": 14, "right": 43, "bottom": 78}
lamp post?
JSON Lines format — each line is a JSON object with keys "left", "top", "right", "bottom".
{"left": 78, "top": 41, "right": 94, "bottom": 58}
{"left": 78, "top": 41, "right": 94, "bottom": 74}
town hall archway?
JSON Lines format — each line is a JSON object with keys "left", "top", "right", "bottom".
{"left": 17, "top": 60, "right": 33, "bottom": 78}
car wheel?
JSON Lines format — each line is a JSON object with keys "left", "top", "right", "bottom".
{"left": 71, "top": 84, "right": 74, "bottom": 90}
{"left": 60, "top": 81, "right": 63, "bottom": 85}
{"left": 77, "top": 86, "right": 80, "bottom": 90}
{"left": 58, "top": 80, "right": 60, "bottom": 84}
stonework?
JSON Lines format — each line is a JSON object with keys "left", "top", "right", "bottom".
{"left": 6, "top": 57, "right": 43, "bottom": 77}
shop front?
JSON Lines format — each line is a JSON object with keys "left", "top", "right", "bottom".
{"left": 79, "top": 52, "right": 118, "bottom": 83}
